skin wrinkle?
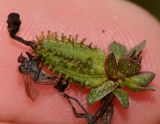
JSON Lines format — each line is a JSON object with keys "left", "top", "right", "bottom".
{"left": 0, "top": 0, "right": 160, "bottom": 124}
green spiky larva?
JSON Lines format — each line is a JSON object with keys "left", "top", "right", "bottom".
{"left": 32, "top": 32, "right": 155, "bottom": 106}
{"left": 34, "top": 31, "right": 107, "bottom": 88}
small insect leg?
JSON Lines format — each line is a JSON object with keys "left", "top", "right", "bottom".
{"left": 63, "top": 93, "right": 88, "bottom": 113}
{"left": 55, "top": 79, "right": 86, "bottom": 113}
{"left": 62, "top": 93, "right": 97, "bottom": 124}
{"left": 55, "top": 80, "right": 96, "bottom": 123}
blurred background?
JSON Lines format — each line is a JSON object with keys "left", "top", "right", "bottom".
{"left": 131, "top": 0, "right": 160, "bottom": 21}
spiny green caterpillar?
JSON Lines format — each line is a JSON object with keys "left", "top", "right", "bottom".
{"left": 35, "top": 32, "right": 107, "bottom": 88}
{"left": 7, "top": 13, "right": 155, "bottom": 124}
{"left": 35, "top": 32, "right": 155, "bottom": 105}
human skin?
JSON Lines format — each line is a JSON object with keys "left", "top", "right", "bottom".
{"left": 0, "top": 0, "right": 160, "bottom": 124}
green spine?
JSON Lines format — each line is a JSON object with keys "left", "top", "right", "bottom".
{"left": 34, "top": 32, "right": 107, "bottom": 88}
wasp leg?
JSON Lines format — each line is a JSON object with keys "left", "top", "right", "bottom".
{"left": 35, "top": 75, "right": 58, "bottom": 85}
{"left": 7, "top": 13, "right": 36, "bottom": 49}
{"left": 34, "top": 70, "right": 58, "bottom": 85}
{"left": 55, "top": 79, "right": 86, "bottom": 111}
{"left": 55, "top": 81, "right": 97, "bottom": 123}
{"left": 62, "top": 93, "right": 97, "bottom": 124}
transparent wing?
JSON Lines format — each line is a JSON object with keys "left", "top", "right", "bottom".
{"left": 24, "top": 74, "right": 40, "bottom": 101}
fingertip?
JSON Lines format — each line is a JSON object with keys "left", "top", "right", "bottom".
{"left": 1, "top": 1, "right": 160, "bottom": 124}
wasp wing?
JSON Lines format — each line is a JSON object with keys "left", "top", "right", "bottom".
{"left": 24, "top": 74, "right": 40, "bottom": 101}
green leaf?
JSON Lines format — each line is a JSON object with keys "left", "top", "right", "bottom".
{"left": 87, "top": 80, "right": 118, "bottom": 104}
{"left": 118, "top": 57, "right": 141, "bottom": 76}
{"left": 128, "top": 40, "right": 146, "bottom": 57}
{"left": 121, "top": 83, "right": 155, "bottom": 92}
{"left": 105, "top": 53, "right": 118, "bottom": 79}
{"left": 120, "top": 72, "right": 155, "bottom": 91}
{"left": 112, "top": 89, "right": 129, "bottom": 108}
{"left": 125, "top": 72, "right": 155, "bottom": 86}
{"left": 109, "top": 41, "right": 127, "bottom": 60}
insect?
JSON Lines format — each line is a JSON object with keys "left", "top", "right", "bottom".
{"left": 7, "top": 12, "right": 155, "bottom": 124}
